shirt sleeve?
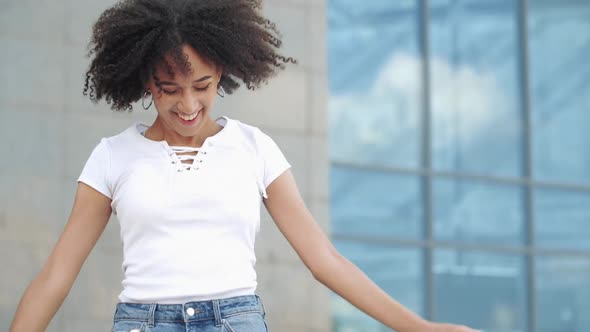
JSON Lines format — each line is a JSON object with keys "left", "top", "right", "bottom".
{"left": 255, "top": 129, "right": 291, "bottom": 198}
{"left": 77, "top": 138, "right": 113, "bottom": 199}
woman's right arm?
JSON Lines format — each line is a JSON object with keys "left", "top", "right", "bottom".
{"left": 9, "top": 182, "right": 112, "bottom": 332}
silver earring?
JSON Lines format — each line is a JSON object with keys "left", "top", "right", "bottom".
{"left": 142, "top": 90, "right": 153, "bottom": 109}
{"left": 217, "top": 85, "right": 225, "bottom": 98}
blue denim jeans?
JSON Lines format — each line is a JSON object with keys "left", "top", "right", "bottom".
{"left": 111, "top": 294, "right": 268, "bottom": 332}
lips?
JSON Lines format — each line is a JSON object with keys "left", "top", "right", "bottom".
{"left": 175, "top": 110, "right": 201, "bottom": 125}
{"left": 178, "top": 111, "right": 198, "bottom": 120}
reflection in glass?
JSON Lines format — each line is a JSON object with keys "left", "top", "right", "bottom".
{"left": 332, "top": 242, "right": 423, "bottom": 332}
{"left": 330, "top": 165, "right": 423, "bottom": 239}
{"left": 434, "top": 250, "right": 527, "bottom": 331}
{"left": 329, "top": 0, "right": 422, "bottom": 168}
{"left": 328, "top": 0, "right": 590, "bottom": 331}
{"left": 536, "top": 257, "right": 590, "bottom": 332}
{"left": 529, "top": 0, "right": 590, "bottom": 184}
{"left": 535, "top": 189, "right": 590, "bottom": 250}
{"left": 434, "top": 178, "right": 525, "bottom": 245}
{"left": 429, "top": 0, "right": 523, "bottom": 177}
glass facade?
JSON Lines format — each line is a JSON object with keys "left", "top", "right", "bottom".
{"left": 328, "top": 1, "right": 590, "bottom": 331}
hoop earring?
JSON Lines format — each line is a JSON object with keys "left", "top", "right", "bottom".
{"left": 217, "top": 85, "right": 225, "bottom": 98}
{"left": 142, "top": 90, "right": 153, "bottom": 109}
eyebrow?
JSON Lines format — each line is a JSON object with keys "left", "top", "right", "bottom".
{"left": 159, "top": 75, "right": 212, "bottom": 86}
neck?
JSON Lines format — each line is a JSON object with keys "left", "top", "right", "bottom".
{"left": 144, "top": 116, "right": 222, "bottom": 147}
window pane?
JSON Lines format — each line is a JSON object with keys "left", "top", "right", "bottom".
{"left": 434, "top": 250, "right": 527, "bottom": 331}
{"left": 536, "top": 257, "right": 590, "bottom": 332}
{"left": 529, "top": 1, "right": 590, "bottom": 184}
{"left": 535, "top": 189, "right": 590, "bottom": 250}
{"left": 333, "top": 241, "right": 423, "bottom": 332}
{"left": 329, "top": 0, "right": 422, "bottom": 168}
{"left": 330, "top": 165, "right": 423, "bottom": 239}
{"left": 434, "top": 179, "right": 526, "bottom": 245}
{"left": 430, "top": 0, "right": 523, "bottom": 177}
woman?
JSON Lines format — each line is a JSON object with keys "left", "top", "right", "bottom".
{"left": 9, "top": 1, "right": 478, "bottom": 331}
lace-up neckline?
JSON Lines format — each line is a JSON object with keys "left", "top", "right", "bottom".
{"left": 134, "top": 116, "right": 231, "bottom": 173}
{"left": 167, "top": 145, "right": 208, "bottom": 172}
{"left": 137, "top": 128, "right": 212, "bottom": 173}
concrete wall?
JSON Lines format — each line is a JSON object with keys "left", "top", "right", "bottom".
{"left": 0, "top": 0, "right": 330, "bottom": 331}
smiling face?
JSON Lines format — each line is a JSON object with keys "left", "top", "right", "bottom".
{"left": 145, "top": 44, "right": 222, "bottom": 143}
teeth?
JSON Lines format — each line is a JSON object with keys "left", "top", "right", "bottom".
{"left": 178, "top": 111, "right": 199, "bottom": 121}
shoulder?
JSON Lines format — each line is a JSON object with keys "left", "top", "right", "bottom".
{"left": 227, "top": 117, "right": 261, "bottom": 138}
{"left": 225, "top": 117, "right": 274, "bottom": 146}
{"left": 99, "top": 123, "right": 140, "bottom": 151}
{"left": 224, "top": 117, "right": 272, "bottom": 152}
{"left": 223, "top": 117, "right": 287, "bottom": 169}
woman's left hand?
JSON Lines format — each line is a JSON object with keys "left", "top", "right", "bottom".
{"left": 425, "top": 322, "right": 481, "bottom": 332}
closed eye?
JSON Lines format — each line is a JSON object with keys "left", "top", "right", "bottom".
{"left": 161, "top": 83, "right": 211, "bottom": 95}
{"left": 194, "top": 83, "right": 211, "bottom": 92}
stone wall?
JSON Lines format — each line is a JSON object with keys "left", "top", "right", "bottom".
{"left": 0, "top": 0, "right": 330, "bottom": 331}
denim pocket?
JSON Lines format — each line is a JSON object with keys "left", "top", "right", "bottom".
{"left": 221, "top": 312, "right": 268, "bottom": 332}
{"left": 111, "top": 319, "right": 146, "bottom": 332}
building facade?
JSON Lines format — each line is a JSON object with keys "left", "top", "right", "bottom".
{"left": 329, "top": 1, "right": 590, "bottom": 332}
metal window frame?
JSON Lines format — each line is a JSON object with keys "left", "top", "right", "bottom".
{"left": 329, "top": 0, "right": 590, "bottom": 331}
{"left": 418, "top": 0, "right": 435, "bottom": 321}
{"left": 517, "top": 0, "right": 536, "bottom": 331}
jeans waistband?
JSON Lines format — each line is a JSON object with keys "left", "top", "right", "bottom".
{"left": 114, "top": 294, "right": 266, "bottom": 326}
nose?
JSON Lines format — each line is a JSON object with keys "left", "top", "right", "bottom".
{"left": 177, "top": 91, "right": 202, "bottom": 114}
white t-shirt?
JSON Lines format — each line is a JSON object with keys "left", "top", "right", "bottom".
{"left": 77, "top": 116, "right": 291, "bottom": 304}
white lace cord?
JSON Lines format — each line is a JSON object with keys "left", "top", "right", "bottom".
{"left": 168, "top": 146, "right": 207, "bottom": 172}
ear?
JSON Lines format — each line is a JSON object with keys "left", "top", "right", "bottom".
{"left": 215, "top": 65, "right": 223, "bottom": 84}
{"left": 144, "top": 67, "right": 157, "bottom": 92}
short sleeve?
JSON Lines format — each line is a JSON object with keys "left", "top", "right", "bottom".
{"left": 77, "top": 138, "right": 113, "bottom": 199}
{"left": 255, "top": 129, "right": 291, "bottom": 198}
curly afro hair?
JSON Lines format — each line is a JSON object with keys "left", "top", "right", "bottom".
{"left": 83, "top": 0, "right": 296, "bottom": 111}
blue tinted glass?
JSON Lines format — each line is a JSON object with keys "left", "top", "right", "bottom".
{"left": 529, "top": 1, "right": 590, "bottom": 184}
{"left": 434, "top": 179, "right": 526, "bottom": 245}
{"left": 329, "top": 0, "right": 422, "bottom": 168}
{"left": 429, "top": 0, "right": 523, "bottom": 177}
{"left": 535, "top": 189, "right": 590, "bottom": 250}
{"left": 330, "top": 165, "right": 423, "bottom": 239}
{"left": 333, "top": 241, "right": 423, "bottom": 331}
{"left": 329, "top": 0, "right": 415, "bottom": 22}
{"left": 434, "top": 250, "right": 527, "bottom": 331}
{"left": 536, "top": 257, "right": 590, "bottom": 332}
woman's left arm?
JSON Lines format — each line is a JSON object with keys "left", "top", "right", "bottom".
{"left": 263, "top": 170, "right": 477, "bottom": 332}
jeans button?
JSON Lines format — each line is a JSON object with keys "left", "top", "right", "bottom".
{"left": 186, "top": 307, "right": 195, "bottom": 316}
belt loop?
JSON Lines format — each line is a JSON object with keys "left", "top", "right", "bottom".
{"left": 212, "top": 299, "right": 223, "bottom": 326}
{"left": 148, "top": 303, "right": 157, "bottom": 327}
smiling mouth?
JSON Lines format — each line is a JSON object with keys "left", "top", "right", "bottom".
{"left": 174, "top": 109, "right": 203, "bottom": 125}
{"left": 176, "top": 110, "right": 201, "bottom": 121}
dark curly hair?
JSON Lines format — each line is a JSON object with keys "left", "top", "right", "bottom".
{"left": 83, "top": 0, "right": 296, "bottom": 111}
